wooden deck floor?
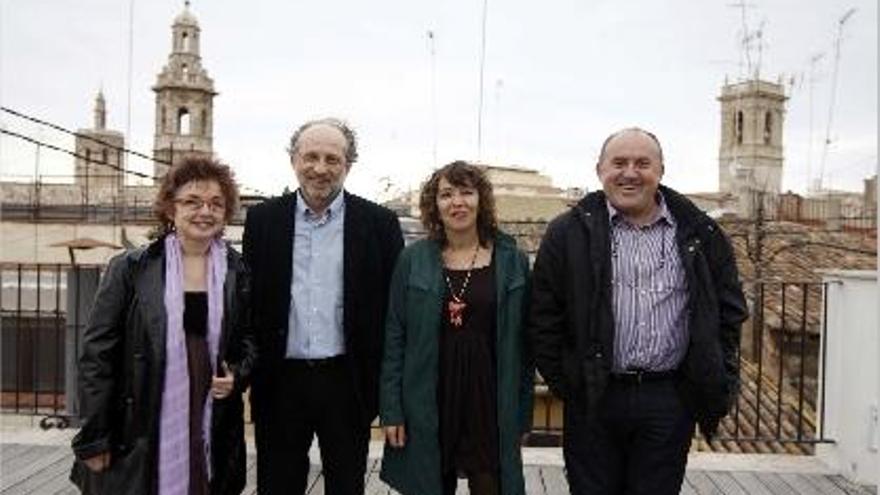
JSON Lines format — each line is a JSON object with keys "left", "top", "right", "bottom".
{"left": 1, "top": 444, "right": 875, "bottom": 495}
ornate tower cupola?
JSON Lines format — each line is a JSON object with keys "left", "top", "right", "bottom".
{"left": 152, "top": 1, "right": 217, "bottom": 180}
{"left": 718, "top": 78, "right": 788, "bottom": 194}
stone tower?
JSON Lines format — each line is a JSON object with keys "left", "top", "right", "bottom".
{"left": 718, "top": 78, "right": 787, "bottom": 194}
{"left": 152, "top": 1, "right": 217, "bottom": 180}
{"left": 75, "top": 91, "right": 125, "bottom": 198}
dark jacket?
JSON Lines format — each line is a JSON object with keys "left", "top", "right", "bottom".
{"left": 70, "top": 237, "right": 256, "bottom": 495}
{"left": 379, "top": 232, "right": 534, "bottom": 495}
{"left": 242, "top": 191, "right": 404, "bottom": 426}
{"left": 529, "top": 186, "right": 747, "bottom": 438}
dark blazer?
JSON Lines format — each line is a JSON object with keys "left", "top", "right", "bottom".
{"left": 70, "top": 237, "right": 256, "bottom": 495}
{"left": 529, "top": 185, "right": 748, "bottom": 439}
{"left": 242, "top": 191, "right": 404, "bottom": 426}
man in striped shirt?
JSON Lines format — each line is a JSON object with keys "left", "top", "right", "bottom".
{"left": 530, "top": 128, "right": 747, "bottom": 495}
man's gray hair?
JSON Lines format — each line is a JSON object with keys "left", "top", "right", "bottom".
{"left": 287, "top": 117, "right": 359, "bottom": 165}
{"left": 597, "top": 127, "right": 665, "bottom": 164}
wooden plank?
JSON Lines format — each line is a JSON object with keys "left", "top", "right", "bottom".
{"left": 242, "top": 453, "right": 257, "bottom": 495}
{"left": 523, "top": 465, "right": 545, "bottom": 494}
{"left": 750, "top": 472, "right": 799, "bottom": 495}
{"left": 777, "top": 472, "right": 825, "bottom": 495}
{"left": 686, "top": 471, "right": 722, "bottom": 494}
{"left": 1, "top": 445, "right": 70, "bottom": 492}
{"left": 727, "top": 471, "right": 775, "bottom": 495}
{"left": 540, "top": 465, "right": 568, "bottom": 494}
{"left": 307, "top": 464, "right": 325, "bottom": 495}
{"left": 15, "top": 453, "right": 75, "bottom": 495}
{"left": 825, "top": 475, "right": 877, "bottom": 495}
{"left": 678, "top": 476, "right": 698, "bottom": 495}
{"left": 703, "top": 471, "right": 749, "bottom": 495}
{"left": 798, "top": 473, "right": 851, "bottom": 495}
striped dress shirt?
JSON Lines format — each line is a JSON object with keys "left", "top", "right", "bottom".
{"left": 608, "top": 194, "right": 689, "bottom": 372}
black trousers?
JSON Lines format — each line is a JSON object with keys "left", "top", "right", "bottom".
{"left": 563, "top": 378, "right": 695, "bottom": 495}
{"left": 254, "top": 358, "right": 369, "bottom": 495}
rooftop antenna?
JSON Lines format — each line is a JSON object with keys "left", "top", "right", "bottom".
{"left": 805, "top": 52, "right": 825, "bottom": 193}
{"left": 817, "top": 7, "right": 856, "bottom": 193}
{"left": 476, "top": 0, "right": 489, "bottom": 161}
{"left": 728, "top": 1, "right": 756, "bottom": 79}
{"left": 427, "top": 30, "right": 438, "bottom": 167}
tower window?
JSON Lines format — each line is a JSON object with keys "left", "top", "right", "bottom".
{"left": 201, "top": 109, "right": 207, "bottom": 136}
{"left": 162, "top": 106, "right": 167, "bottom": 133}
{"left": 182, "top": 64, "right": 189, "bottom": 78}
{"left": 178, "top": 108, "right": 191, "bottom": 135}
{"left": 102, "top": 149, "right": 108, "bottom": 164}
{"left": 182, "top": 32, "right": 190, "bottom": 52}
{"left": 735, "top": 111, "right": 744, "bottom": 145}
{"left": 763, "top": 111, "right": 772, "bottom": 144}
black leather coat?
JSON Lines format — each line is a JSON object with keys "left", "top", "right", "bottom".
{"left": 529, "top": 186, "right": 748, "bottom": 439}
{"left": 70, "top": 237, "right": 257, "bottom": 495}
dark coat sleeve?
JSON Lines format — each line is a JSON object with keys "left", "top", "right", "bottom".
{"left": 528, "top": 219, "right": 570, "bottom": 400}
{"left": 379, "top": 249, "right": 410, "bottom": 426}
{"left": 71, "top": 252, "right": 132, "bottom": 460}
{"left": 517, "top": 249, "right": 535, "bottom": 434}
{"left": 709, "top": 224, "right": 748, "bottom": 408}
{"left": 230, "top": 261, "right": 257, "bottom": 395}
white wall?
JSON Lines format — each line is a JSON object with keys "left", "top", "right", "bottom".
{"left": 817, "top": 270, "right": 879, "bottom": 489}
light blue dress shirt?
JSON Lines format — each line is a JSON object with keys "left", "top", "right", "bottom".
{"left": 286, "top": 190, "right": 346, "bottom": 359}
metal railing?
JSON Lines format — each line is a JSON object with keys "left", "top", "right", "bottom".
{"left": 0, "top": 264, "right": 834, "bottom": 451}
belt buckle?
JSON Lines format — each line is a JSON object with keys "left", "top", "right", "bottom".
{"left": 624, "top": 368, "right": 645, "bottom": 384}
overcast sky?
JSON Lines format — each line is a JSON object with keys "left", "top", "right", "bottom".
{"left": 1, "top": 0, "right": 876, "bottom": 200}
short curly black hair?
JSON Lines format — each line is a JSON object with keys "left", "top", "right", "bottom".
{"left": 153, "top": 156, "right": 240, "bottom": 236}
{"left": 287, "top": 117, "right": 358, "bottom": 165}
{"left": 419, "top": 161, "right": 497, "bottom": 247}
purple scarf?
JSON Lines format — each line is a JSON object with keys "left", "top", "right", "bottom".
{"left": 158, "top": 234, "right": 227, "bottom": 495}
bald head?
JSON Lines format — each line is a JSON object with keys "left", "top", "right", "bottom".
{"left": 597, "top": 127, "right": 664, "bottom": 165}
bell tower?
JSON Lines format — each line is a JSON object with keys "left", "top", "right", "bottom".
{"left": 152, "top": 1, "right": 217, "bottom": 181}
{"left": 718, "top": 78, "right": 787, "bottom": 194}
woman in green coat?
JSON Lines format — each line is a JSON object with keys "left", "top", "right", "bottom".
{"left": 380, "top": 161, "right": 533, "bottom": 495}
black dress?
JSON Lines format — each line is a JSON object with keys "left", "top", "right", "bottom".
{"left": 184, "top": 291, "right": 211, "bottom": 495}
{"left": 437, "top": 263, "right": 499, "bottom": 478}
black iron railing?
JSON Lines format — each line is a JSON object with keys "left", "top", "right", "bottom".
{"left": 0, "top": 265, "right": 835, "bottom": 450}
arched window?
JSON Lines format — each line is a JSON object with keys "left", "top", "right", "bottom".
{"left": 735, "top": 111, "right": 744, "bottom": 145}
{"left": 182, "top": 64, "right": 189, "bottom": 78}
{"left": 161, "top": 106, "right": 167, "bottom": 132}
{"left": 763, "top": 111, "right": 772, "bottom": 144}
{"left": 201, "top": 109, "right": 207, "bottom": 136}
{"left": 178, "top": 108, "right": 191, "bottom": 135}
{"left": 102, "top": 149, "right": 108, "bottom": 163}
{"left": 182, "top": 32, "right": 190, "bottom": 52}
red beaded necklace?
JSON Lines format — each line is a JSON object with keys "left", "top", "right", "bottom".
{"left": 443, "top": 244, "right": 480, "bottom": 328}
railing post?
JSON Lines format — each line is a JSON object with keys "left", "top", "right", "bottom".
{"left": 64, "top": 266, "right": 100, "bottom": 423}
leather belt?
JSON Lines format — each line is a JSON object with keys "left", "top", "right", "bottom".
{"left": 610, "top": 369, "right": 678, "bottom": 385}
{"left": 286, "top": 355, "right": 347, "bottom": 368}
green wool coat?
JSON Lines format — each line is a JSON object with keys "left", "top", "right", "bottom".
{"left": 379, "top": 232, "right": 534, "bottom": 495}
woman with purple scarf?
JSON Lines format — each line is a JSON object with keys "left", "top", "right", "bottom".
{"left": 71, "top": 157, "right": 256, "bottom": 495}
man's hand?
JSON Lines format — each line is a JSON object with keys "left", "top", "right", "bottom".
{"left": 212, "top": 361, "right": 234, "bottom": 399}
{"left": 384, "top": 425, "right": 406, "bottom": 448}
{"left": 83, "top": 451, "right": 111, "bottom": 472}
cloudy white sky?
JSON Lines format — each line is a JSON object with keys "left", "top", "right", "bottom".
{"left": 1, "top": 0, "right": 876, "bottom": 200}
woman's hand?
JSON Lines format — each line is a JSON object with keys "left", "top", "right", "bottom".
{"left": 384, "top": 425, "right": 407, "bottom": 448}
{"left": 83, "top": 451, "right": 111, "bottom": 472}
{"left": 211, "top": 361, "right": 234, "bottom": 399}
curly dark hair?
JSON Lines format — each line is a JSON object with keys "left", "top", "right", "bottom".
{"left": 419, "top": 161, "right": 497, "bottom": 247}
{"left": 153, "top": 156, "right": 240, "bottom": 236}
{"left": 287, "top": 117, "right": 358, "bottom": 165}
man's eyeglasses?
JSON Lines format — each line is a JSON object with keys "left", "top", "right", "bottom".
{"left": 175, "top": 197, "right": 226, "bottom": 213}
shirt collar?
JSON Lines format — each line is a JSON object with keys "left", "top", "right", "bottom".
{"left": 295, "top": 189, "right": 346, "bottom": 220}
{"left": 606, "top": 191, "right": 675, "bottom": 227}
